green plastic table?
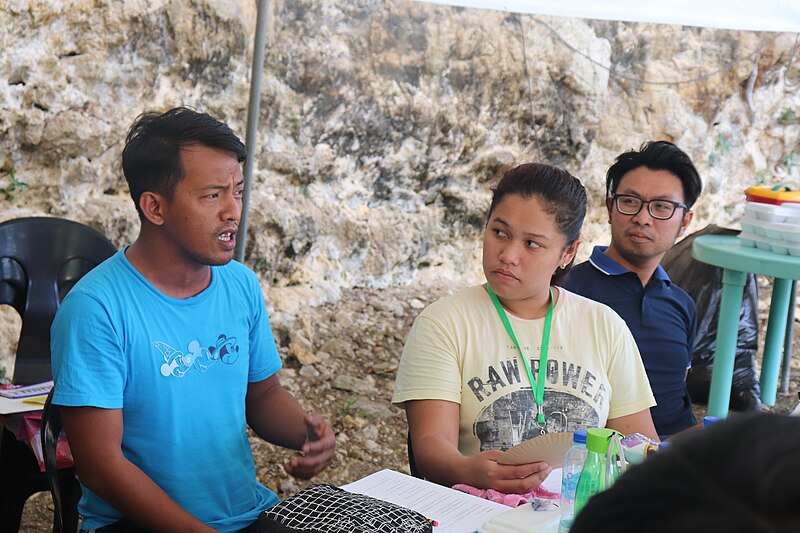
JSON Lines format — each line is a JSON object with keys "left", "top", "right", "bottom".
{"left": 692, "top": 235, "right": 800, "bottom": 417}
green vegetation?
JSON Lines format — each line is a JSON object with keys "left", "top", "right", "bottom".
{"left": 778, "top": 108, "right": 799, "bottom": 126}
{"left": 337, "top": 395, "right": 359, "bottom": 417}
{"left": 0, "top": 169, "right": 28, "bottom": 201}
{"left": 708, "top": 133, "right": 733, "bottom": 167}
{"left": 336, "top": 395, "right": 369, "bottom": 418}
{"left": 780, "top": 151, "right": 799, "bottom": 174}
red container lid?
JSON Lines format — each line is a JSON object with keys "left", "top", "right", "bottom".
{"left": 745, "top": 185, "right": 800, "bottom": 205}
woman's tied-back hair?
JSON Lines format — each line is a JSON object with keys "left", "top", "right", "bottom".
{"left": 122, "top": 106, "right": 246, "bottom": 218}
{"left": 488, "top": 162, "right": 587, "bottom": 285}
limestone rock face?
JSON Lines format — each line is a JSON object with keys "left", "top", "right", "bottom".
{"left": 1, "top": 0, "right": 799, "bottom": 373}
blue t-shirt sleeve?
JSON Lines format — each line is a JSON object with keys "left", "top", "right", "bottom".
{"left": 244, "top": 271, "right": 282, "bottom": 383}
{"left": 51, "top": 290, "right": 126, "bottom": 408}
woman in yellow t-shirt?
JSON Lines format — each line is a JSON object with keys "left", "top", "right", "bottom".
{"left": 393, "top": 162, "right": 659, "bottom": 493}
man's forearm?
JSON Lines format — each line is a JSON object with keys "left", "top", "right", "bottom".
{"left": 61, "top": 406, "right": 216, "bottom": 533}
{"left": 78, "top": 455, "right": 216, "bottom": 533}
{"left": 246, "top": 383, "right": 308, "bottom": 449}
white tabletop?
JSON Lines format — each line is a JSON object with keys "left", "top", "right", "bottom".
{"left": 0, "top": 395, "right": 45, "bottom": 415}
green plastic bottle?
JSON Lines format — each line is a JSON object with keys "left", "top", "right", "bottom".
{"left": 573, "top": 428, "right": 620, "bottom": 516}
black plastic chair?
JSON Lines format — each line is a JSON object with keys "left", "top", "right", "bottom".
{"left": 41, "top": 389, "right": 82, "bottom": 533}
{"left": 407, "top": 432, "right": 423, "bottom": 479}
{"left": 0, "top": 217, "right": 117, "bottom": 384}
{"left": 0, "top": 217, "right": 116, "bottom": 532}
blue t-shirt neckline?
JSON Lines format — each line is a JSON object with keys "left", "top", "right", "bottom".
{"left": 119, "top": 246, "right": 221, "bottom": 307}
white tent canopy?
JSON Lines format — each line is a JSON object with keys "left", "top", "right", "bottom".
{"left": 419, "top": 0, "right": 800, "bottom": 32}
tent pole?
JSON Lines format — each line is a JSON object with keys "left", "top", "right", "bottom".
{"left": 236, "top": 0, "right": 270, "bottom": 263}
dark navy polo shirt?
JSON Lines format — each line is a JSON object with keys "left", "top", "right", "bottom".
{"left": 563, "top": 246, "right": 697, "bottom": 436}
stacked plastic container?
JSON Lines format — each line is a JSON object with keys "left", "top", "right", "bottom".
{"left": 739, "top": 186, "right": 800, "bottom": 257}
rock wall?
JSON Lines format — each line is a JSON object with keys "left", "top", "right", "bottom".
{"left": 1, "top": 0, "right": 799, "bottom": 375}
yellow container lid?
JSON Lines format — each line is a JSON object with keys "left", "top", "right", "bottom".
{"left": 745, "top": 185, "right": 800, "bottom": 205}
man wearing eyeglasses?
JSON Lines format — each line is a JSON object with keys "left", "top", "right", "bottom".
{"left": 564, "top": 141, "right": 703, "bottom": 437}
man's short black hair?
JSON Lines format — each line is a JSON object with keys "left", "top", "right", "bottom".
{"left": 122, "top": 106, "right": 246, "bottom": 218}
{"left": 606, "top": 141, "right": 703, "bottom": 208}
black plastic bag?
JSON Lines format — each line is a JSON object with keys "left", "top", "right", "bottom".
{"left": 262, "top": 484, "right": 434, "bottom": 533}
{"left": 661, "top": 225, "right": 761, "bottom": 411}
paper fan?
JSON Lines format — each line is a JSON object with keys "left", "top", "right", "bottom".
{"left": 497, "top": 431, "right": 574, "bottom": 467}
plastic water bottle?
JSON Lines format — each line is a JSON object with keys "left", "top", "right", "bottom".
{"left": 573, "top": 428, "right": 619, "bottom": 517}
{"left": 558, "top": 430, "right": 588, "bottom": 533}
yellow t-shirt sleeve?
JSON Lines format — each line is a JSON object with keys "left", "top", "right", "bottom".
{"left": 606, "top": 315, "right": 657, "bottom": 419}
{"left": 392, "top": 313, "right": 463, "bottom": 407}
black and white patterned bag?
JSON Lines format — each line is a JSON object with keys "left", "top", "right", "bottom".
{"left": 262, "top": 483, "right": 434, "bottom": 533}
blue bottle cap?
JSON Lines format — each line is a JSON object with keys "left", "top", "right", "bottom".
{"left": 573, "top": 429, "right": 587, "bottom": 445}
{"left": 703, "top": 416, "right": 721, "bottom": 427}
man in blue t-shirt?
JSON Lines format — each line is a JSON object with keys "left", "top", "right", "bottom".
{"left": 51, "top": 107, "right": 336, "bottom": 533}
{"left": 564, "top": 141, "right": 702, "bottom": 437}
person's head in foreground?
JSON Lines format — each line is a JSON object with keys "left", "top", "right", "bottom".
{"left": 570, "top": 413, "right": 800, "bottom": 533}
{"left": 483, "top": 162, "right": 587, "bottom": 318}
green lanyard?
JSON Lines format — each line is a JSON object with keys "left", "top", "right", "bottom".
{"left": 486, "top": 285, "right": 554, "bottom": 429}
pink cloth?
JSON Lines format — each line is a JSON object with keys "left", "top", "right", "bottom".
{"left": 452, "top": 483, "right": 560, "bottom": 508}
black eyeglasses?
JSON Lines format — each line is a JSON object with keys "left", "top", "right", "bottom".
{"left": 612, "top": 194, "right": 688, "bottom": 220}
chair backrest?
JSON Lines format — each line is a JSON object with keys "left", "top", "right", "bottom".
{"left": 0, "top": 217, "right": 117, "bottom": 384}
{"left": 407, "top": 432, "right": 423, "bottom": 479}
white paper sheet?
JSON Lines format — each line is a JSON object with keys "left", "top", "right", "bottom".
{"left": 342, "top": 469, "right": 509, "bottom": 533}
